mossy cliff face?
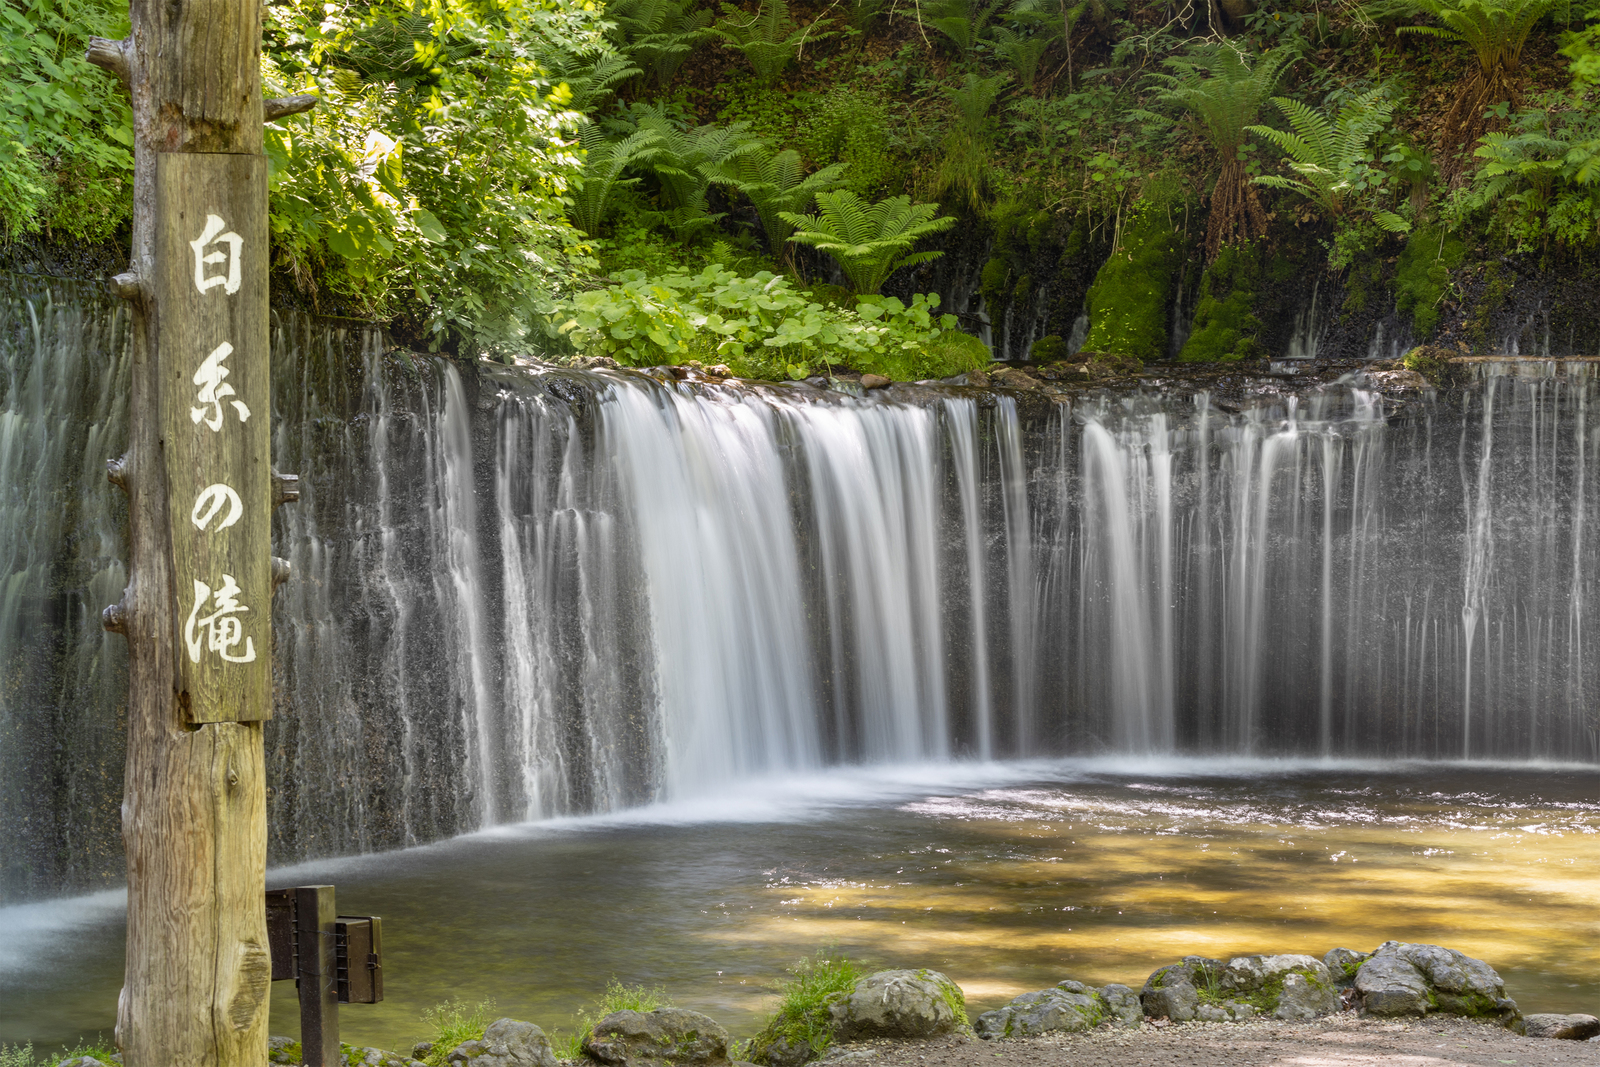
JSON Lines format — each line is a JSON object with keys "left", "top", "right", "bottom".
{"left": 1178, "top": 242, "right": 1265, "bottom": 362}
{"left": 1394, "top": 227, "right": 1466, "bottom": 341}
{"left": 1081, "top": 203, "right": 1187, "bottom": 361}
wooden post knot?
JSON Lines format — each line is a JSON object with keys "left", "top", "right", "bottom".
{"left": 273, "top": 470, "right": 301, "bottom": 508}
{"left": 109, "top": 272, "right": 143, "bottom": 302}
{"left": 272, "top": 557, "right": 292, "bottom": 593}
{"left": 264, "top": 94, "right": 320, "bottom": 122}
{"left": 84, "top": 37, "right": 130, "bottom": 89}
{"left": 107, "top": 452, "right": 132, "bottom": 493}
{"left": 103, "top": 599, "right": 128, "bottom": 634}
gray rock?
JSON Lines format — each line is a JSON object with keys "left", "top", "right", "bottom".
{"left": 1099, "top": 984, "right": 1144, "bottom": 1029}
{"left": 861, "top": 374, "right": 892, "bottom": 390}
{"left": 975, "top": 987, "right": 1105, "bottom": 1039}
{"left": 757, "top": 1034, "right": 815, "bottom": 1067}
{"left": 415, "top": 1043, "right": 436, "bottom": 1061}
{"left": 584, "top": 1008, "right": 730, "bottom": 1067}
{"left": 1524, "top": 1014, "right": 1600, "bottom": 1040}
{"left": 1355, "top": 954, "right": 1434, "bottom": 1016}
{"left": 1323, "top": 948, "right": 1371, "bottom": 990}
{"left": 1140, "top": 954, "right": 1336, "bottom": 1023}
{"left": 268, "top": 1036, "right": 300, "bottom": 1065}
{"left": 57, "top": 1059, "right": 111, "bottom": 1067}
{"left": 829, "top": 969, "right": 964, "bottom": 1042}
{"left": 1140, "top": 957, "right": 1224, "bottom": 1022}
{"left": 1355, "top": 942, "right": 1518, "bottom": 1024}
{"left": 448, "top": 1018, "right": 558, "bottom": 1067}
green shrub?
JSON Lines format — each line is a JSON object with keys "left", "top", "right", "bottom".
{"left": 1394, "top": 226, "right": 1466, "bottom": 339}
{"left": 560, "top": 980, "right": 672, "bottom": 1059}
{"left": 748, "top": 951, "right": 863, "bottom": 1064}
{"left": 552, "top": 266, "right": 976, "bottom": 380}
{"left": 1082, "top": 200, "right": 1186, "bottom": 360}
{"left": 420, "top": 999, "right": 496, "bottom": 1067}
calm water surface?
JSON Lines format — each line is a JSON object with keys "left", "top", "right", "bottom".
{"left": 1, "top": 760, "right": 1596, "bottom": 1054}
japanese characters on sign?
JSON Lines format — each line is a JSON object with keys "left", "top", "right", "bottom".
{"left": 156, "top": 155, "right": 272, "bottom": 723}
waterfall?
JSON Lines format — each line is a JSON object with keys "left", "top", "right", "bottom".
{"left": 3, "top": 276, "right": 1599, "bottom": 902}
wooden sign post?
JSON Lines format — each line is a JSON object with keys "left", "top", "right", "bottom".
{"left": 86, "top": 1, "right": 312, "bottom": 1063}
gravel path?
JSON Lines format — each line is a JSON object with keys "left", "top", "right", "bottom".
{"left": 818, "top": 1015, "right": 1600, "bottom": 1067}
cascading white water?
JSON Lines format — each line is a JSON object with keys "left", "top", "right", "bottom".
{"left": 3, "top": 277, "right": 1599, "bottom": 901}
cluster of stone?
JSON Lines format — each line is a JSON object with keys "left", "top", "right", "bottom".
{"left": 974, "top": 941, "right": 1600, "bottom": 1043}
{"left": 240, "top": 948, "right": 1595, "bottom": 1067}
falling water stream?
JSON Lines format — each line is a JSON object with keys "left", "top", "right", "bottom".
{"left": 1, "top": 276, "right": 1598, "bottom": 1052}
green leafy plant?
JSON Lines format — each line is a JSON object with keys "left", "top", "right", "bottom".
{"left": 711, "top": 147, "right": 848, "bottom": 261}
{"left": 569, "top": 125, "right": 666, "bottom": 236}
{"left": 615, "top": 103, "right": 767, "bottom": 237}
{"left": 606, "top": 0, "right": 714, "bottom": 90}
{"left": 796, "top": 89, "right": 900, "bottom": 197}
{"left": 420, "top": 999, "right": 496, "bottom": 1067}
{"left": 559, "top": 981, "right": 671, "bottom": 1060}
{"left": 1393, "top": 0, "right": 1561, "bottom": 161}
{"left": 263, "top": 0, "right": 602, "bottom": 353}
{"left": 990, "top": 25, "right": 1059, "bottom": 91}
{"left": 1156, "top": 43, "right": 1293, "bottom": 258}
{"left": 747, "top": 951, "right": 864, "bottom": 1064}
{"left": 714, "top": 0, "right": 825, "bottom": 86}
{"left": 936, "top": 73, "right": 1007, "bottom": 213}
{"left": 0, "top": 0, "right": 132, "bottom": 241}
{"left": 553, "top": 265, "right": 973, "bottom": 380}
{"left": 1469, "top": 97, "right": 1600, "bottom": 247}
{"left": 922, "top": 0, "right": 1008, "bottom": 54}
{"left": 781, "top": 191, "right": 957, "bottom": 293}
{"left": 1248, "top": 89, "right": 1411, "bottom": 232}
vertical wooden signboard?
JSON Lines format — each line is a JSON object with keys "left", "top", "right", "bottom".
{"left": 155, "top": 154, "right": 272, "bottom": 724}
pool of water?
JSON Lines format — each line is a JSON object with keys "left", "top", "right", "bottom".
{"left": 2, "top": 759, "right": 1596, "bottom": 1056}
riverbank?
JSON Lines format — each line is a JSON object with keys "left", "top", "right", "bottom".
{"left": 817, "top": 1015, "right": 1600, "bottom": 1067}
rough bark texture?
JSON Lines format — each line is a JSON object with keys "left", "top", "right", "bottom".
{"left": 98, "top": 0, "right": 273, "bottom": 1063}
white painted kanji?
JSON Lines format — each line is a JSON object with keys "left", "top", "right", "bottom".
{"left": 191, "top": 483, "right": 244, "bottom": 531}
{"left": 184, "top": 575, "right": 257, "bottom": 664}
{"left": 190, "top": 342, "right": 252, "bottom": 431}
{"left": 190, "top": 213, "right": 244, "bottom": 295}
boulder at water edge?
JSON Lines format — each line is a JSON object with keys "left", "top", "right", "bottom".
{"left": 1523, "top": 1014, "right": 1600, "bottom": 1040}
{"left": 1346, "top": 942, "right": 1519, "bottom": 1025}
{"left": 828, "top": 969, "right": 966, "bottom": 1041}
{"left": 1141, "top": 954, "right": 1339, "bottom": 1023}
{"left": 583, "top": 1008, "right": 733, "bottom": 1067}
{"left": 976, "top": 980, "right": 1143, "bottom": 1039}
{"left": 448, "top": 1018, "right": 559, "bottom": 1067}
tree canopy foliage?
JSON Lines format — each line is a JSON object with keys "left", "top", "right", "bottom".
{"left": 5, "top": 0, "right": 1600, "bottom": 365}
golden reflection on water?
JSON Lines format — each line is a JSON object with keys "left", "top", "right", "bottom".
{"left": 732, "top": 778, "right": 1600, "bottom": 1013}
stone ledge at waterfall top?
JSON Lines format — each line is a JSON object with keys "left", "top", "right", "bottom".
{"left": 555, "top": 354, "right": 1444, "bottom": 420}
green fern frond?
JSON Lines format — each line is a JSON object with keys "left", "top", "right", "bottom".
{"left": 781, "top": 191, "right": 955, "bottom": 293}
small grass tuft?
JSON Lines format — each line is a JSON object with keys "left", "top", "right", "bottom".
{"left": 557, "top": 980, "right": 672, "bottom": 1060}
{"left": 0, "top": 1039, "right": 121, "bottom": 1067}
{"left": 748, "top": 950, "right": 863, "bottom": 1064}
{"left": 420, "top": 998, "right": 496, "bottom": 1067}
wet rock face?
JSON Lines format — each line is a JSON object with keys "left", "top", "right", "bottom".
{"left": 450, "top": 1018, "right": 560, "bottom": 1067}
{"left": 829, "top": 970, "right": 966, "bottom": 1042}
{"left": 584, "top": 1009, "right": 732, "bottom": 1067}
{"left": 1349, "top": 942, "right": 1519, "bottom": 1025}
{"left": 1523, "top": 1014, "right": 1600, "bottom": 1040}
{"left": 975, "top": 980, "right": 1142, "bottom": 1039}
{"left": 1140, "top": 954, "right": 1338, "bottom": 1023}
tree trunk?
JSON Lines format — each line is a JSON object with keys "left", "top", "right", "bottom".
{"left": 91, "top": 1, "right": 277, "bottom": 1064}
